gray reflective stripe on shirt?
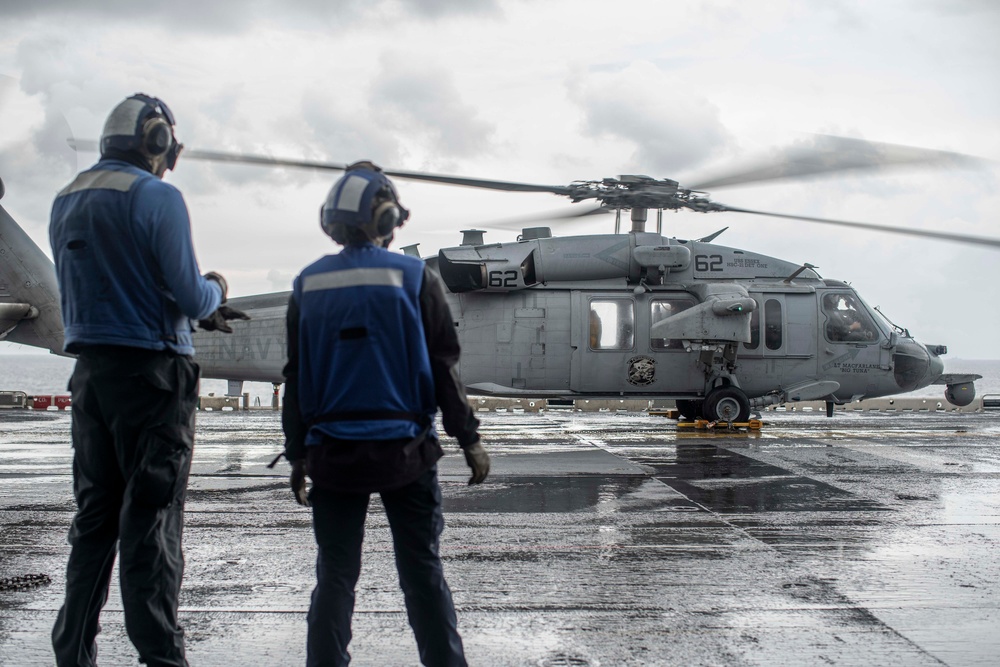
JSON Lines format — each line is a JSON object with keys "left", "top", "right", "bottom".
{"left": 302, "top": 268, "right": 404, "bottom": 292}
{"left": 58, "top": 170, "right": 138, "bottom": 197}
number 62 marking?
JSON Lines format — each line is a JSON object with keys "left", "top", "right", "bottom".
{"left": 694, "top": 254, "right": 723, "bottom": 272}
{"left": 488, "top": 270, "right": 518, "bottom": 287}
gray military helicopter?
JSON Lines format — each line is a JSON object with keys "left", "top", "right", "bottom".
{"left": 1, "top": 135, "right": 994, "bottom": 420}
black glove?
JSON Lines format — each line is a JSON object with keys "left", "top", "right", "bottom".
{"left": 290, "top": 459, "right": 309, "bottom": 506}
{"left": 203, "top": 271, "right": 228, "bottom": 303}
{"left": 198, "top": 305, "right": 250, "bottom": 334}
{"left": 463, "top": 439, "right": 490, "bottom": 485}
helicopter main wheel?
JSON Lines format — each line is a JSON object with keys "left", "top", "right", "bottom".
{"left": 703, "top": 387, "right": 751, "bottom": 423}
{"left": 675, "top": 399, "right": 703, "bottom": 421}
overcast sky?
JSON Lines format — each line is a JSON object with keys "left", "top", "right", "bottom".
{"left": 1, "top": 0, "right": 998, "bottom": 358}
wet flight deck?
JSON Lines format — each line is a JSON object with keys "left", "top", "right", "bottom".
{"left": 1, "top": 408, "right": 998, "bottom": 665}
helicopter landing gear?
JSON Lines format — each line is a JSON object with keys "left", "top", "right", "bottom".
{"left": 703, "top": 387, "right": 751, "bottom": 423}
{"left": 675, "top": 399, "right": 703, "bottom": 421}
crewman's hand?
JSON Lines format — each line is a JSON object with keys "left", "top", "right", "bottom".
{"left": 198, "top": 305, "right": 251, "bottom": 334}
{"left": 203, "top": 271, "right": 229, "bottom": 302}
{"left": 462, "top": 440, "right": 490, "bottom": 485}
{"left": 290, "top": 459, "right": 310, "bottom": 506}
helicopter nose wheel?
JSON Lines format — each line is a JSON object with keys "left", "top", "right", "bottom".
{"left": 703, "top": 386, "right": 751, "bottom": 423}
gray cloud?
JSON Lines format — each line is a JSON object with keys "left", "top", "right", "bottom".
{"left": 267, "top": 268, "right": 297, "bottom": 292}
{"left": 0, "top": 75, "right": 78, "bottom": 232}
{"left": 0, "top": 0, "right": 499, "bottom": 32}
{"left": 920, "top": 0, "right": 1000, "bottom": 16}
{"left": 299, "top": 90, "right": 403, "bottom": 167}
{"left": 568, "top": 62, "right": 731, "bottom": 176}
{"left": 369, "top": 53, "right": 494, "bottom": 159}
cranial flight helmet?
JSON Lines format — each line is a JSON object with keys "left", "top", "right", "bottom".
{"left": 320, "top": 161, "right": 410, "bottom": 244}
{"left": 100, "top": 93, "right": 183, "bottom": 174}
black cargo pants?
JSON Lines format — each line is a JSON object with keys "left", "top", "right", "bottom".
{"left": 307, "top": 466, "right": 467, "bottom": 667}
{"left": 52, "top": 346, "right": 199, "bottom": 667}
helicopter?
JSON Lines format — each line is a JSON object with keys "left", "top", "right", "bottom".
{"left": 1, "top": 135, "right": 994, "bottom": 421}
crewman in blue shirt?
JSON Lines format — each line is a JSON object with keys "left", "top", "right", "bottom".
{"left": 49, "top": 93, "right": 247, "bottom": 667}
{"left": 281, "top": 162, "right": 490, "bottom": 666}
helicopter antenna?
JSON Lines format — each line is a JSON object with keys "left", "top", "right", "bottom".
{"left": 783, "top": 263, "right": 817, "bottom": 284}
{"left": 697, "top": 227, "right": 729, "bottom": 243}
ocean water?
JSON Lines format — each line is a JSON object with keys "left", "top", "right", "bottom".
{"left": 3, "top": 351, "right": 1000, "bottom": 405}
{"left": 0, "top": 352, "right": 279, "bottom": 406}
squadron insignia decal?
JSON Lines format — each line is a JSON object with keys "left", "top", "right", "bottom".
{"left": 627, "top": 356, "right": 656, "bottom": 386}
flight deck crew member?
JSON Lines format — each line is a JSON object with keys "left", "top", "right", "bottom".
{"left": 49, "top": 93, "right": 248, "bottom": 667}
{"left": 281, "top": 162, "right": 490, "bottom": 667}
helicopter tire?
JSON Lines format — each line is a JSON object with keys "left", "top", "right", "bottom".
{"left": 675, "top": 399, "right": 703, "bottom": 421}
{"left": 703, "top": 387, "right": 751, "bottom": 423}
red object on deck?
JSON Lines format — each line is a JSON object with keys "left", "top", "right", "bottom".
{"left": 54, "top": 395, "right": 72, "bottom": 410}
{"left": 31, "top": 395, "right": 53, "bottom": 410}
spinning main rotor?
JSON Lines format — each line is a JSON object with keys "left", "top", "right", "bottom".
{"left": 69, "top": 134, "right": 998, "bottom": 248}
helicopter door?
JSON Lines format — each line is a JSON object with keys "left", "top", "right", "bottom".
{"left": 739, "top": 293, "right": 814, "bottom": 357}
{"left": 570, "top": 294, "right": 637, "bottom": 393}
{"left": 818, "top": 290, "right": 891, "bottom": 397}
{"left": 737, "top": 293, "right": 817, "bottom": 396}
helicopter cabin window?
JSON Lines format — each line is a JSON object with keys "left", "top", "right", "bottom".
{"left": 744, "top": 299, "right": 761, "bottom": 350}
{"left": 589, "top": 299, "right": 634, "bottom": 350}
{"left": 823, "top": 292, "right": 878, "bottom": 343}
{"left": 764, "top": 299, "right": 782, "bottom": 350}
{"left": 649, "top": 297, "right": 697, "bottom": 350}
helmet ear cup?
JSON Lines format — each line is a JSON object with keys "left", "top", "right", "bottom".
{"left": 142, "top": 117, "right": 172, "bottom": 156}
{"left": 372, "top": 199, "right": 401, "bottom": 237}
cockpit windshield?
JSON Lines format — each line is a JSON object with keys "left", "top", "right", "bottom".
{"left": 821, "top": 290, "right": 882, "bottom": 343}
{"left": 853, "top": 291, "right": 902, "bottom": 337}
{"left": 870, "top": 304, "right": 908, "bottom": 338}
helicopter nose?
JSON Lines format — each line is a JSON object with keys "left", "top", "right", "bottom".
{"left": 892, "top": 340, "right": 933, "bottom": 392}
{"left": 925, "top": 345, "right": 945, "bottom": 383}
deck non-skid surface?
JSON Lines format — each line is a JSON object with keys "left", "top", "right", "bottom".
{"left": 1, "top": 409, "right": 998, "bottom": 665}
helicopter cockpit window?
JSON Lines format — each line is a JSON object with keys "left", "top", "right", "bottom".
{"left": 589, "top": 299, "right": 634, "bottom": 350}
{"left": 650, "top": 297, "right": 697, "bottom": 350}
{"left": 823, "top": 292, "right": 878, "bottom": 343}
{"left": 764, "top": 299, "right": 782, "bottom": 350}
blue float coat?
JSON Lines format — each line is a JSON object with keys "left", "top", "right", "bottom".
{"left": 50, "top": 160, "right": 222, "bottom": 355}
{"left": 282, "top": 242, "right": 480, "bottom": 491}
{"left": 292, "top": 244, "right": 437, "bottom": 443}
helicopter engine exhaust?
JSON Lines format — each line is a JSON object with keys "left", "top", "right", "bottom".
{"left": 437, "top": 233, "right": 693, "bottom": 293}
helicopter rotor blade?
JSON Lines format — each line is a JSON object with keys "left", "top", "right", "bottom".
{"left": 721, "top": 205, "right": 1000, "bottom": 249}
{"left": 688, "top": 135, "right": 990, "bottom": 191}
{"left": 70, "top": 136, "right": 996, "bottom": 248}
{"left": 69, "top": 139, "right": 353, "bottom": 173}
{"left": 185, "top": 148, "right": 350, "bottom": 172}
{"left": 197, "top": 149, "right": 573, "bottom": 194}
{"left": 68, "top": 139, "right": 576, "bottom": 196}
{"left": 379, "top": 169, "right": 573, "bottom": 195}
{"left": 476, "top": 205, "right": 610, "bottom": 230}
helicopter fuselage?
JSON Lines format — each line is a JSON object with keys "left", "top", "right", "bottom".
{"left": 429, "top": 229, "right": 958, "bottom": 419}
